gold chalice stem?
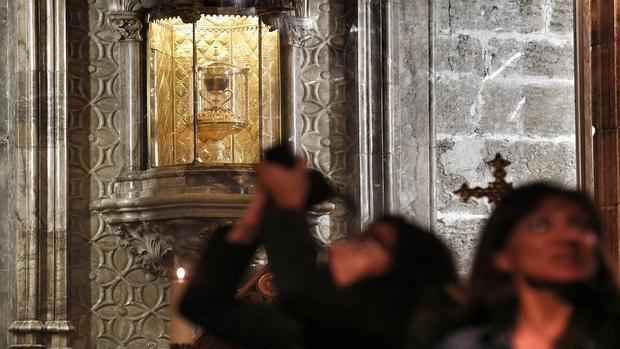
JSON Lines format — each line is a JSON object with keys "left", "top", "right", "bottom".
{"left": 206, "top": 140, "right": 226, "bottom": 162}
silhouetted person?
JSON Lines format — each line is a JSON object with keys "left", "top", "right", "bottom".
{"left": 181, "top": 158, "right": 460, "bottom": 349}
{"left": 438, "top": 183, "right": 620, "bottom": 349}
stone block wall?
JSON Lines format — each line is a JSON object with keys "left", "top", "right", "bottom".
{"left": 433, "top": 0, "right": 577, "bottom": 271}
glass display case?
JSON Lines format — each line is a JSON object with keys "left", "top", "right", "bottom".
{"left": 147, "top": 13, "right": 280, "bottom": 166}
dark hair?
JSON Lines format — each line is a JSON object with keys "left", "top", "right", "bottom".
{"left": 467, "top": 182, "right": 618, "bottom": 327}
{"left": 374, "top": 215, "right": 458, "bottom": 288}
{"left": 373, "top": 216, "right": 462, "bottom": 349}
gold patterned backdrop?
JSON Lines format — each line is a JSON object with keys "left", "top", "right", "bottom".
{"left": 149, "top": 18, "right": 194, "bottom": 166}
{"left": 148, "top": 15, "right": 279, "bottom": 166}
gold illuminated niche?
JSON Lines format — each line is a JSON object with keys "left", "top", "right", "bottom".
{"left": 147, "top": 14, "right": 281, "bottom": 167}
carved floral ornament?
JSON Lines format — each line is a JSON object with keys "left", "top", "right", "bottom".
{"left": 285, "top": 16, "right": 315, "bottom": 47}
{"left": 109, "top": 12, "right": 144, "bottom": 41}
{"left": 114, "top": 221, "right": 174, "bottom": 280}
{"left": 111, "top": 218, "right": 237, "bottom": 279}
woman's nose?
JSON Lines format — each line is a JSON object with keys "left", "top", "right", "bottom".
{"left": 581, "top": 233, "right": 599, "bottom": 248}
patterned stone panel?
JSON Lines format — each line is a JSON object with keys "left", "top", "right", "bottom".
{"left": 300, "top": 1, "right": 354, "bottom": 242}
{"left": 67, "top": 1, "right": 169, "bottom": 348}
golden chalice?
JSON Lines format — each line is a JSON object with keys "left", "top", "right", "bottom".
{"left": 197, "top": 62, "right": 250, "bottom": 163}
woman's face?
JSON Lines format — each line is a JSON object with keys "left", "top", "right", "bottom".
{"left": 494, "top": 196, "right": 600, "bottom": 284}
{"left": 328, "top": 222, "right": 396, "bottom": 288}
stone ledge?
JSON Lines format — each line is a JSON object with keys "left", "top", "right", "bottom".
{"left": 9, "top": 320, "right": 74, "bottom": 334}
{"left": 92, "top": 192, "right": 254, "bottom": 224}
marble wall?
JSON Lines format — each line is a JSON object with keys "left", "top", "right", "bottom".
{"left": 431, "top": 0, "right": 577, "bottom": 270}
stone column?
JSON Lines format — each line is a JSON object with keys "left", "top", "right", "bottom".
{"left": 0, "top": 1, "right": 13, "bottom": 347}
{"left": 9, "top": 0, "right": 74, "bottom": 347}
{"left": 9, "top": 0, "right": 42, "bottom": 344}
{"left": 109, "top": 11, "right": 144, "bottom": 174}
{"left": 352, "top": 0, "right": 389, "bottom": 224}
{"left": 279, "top": 16, "right": 315, "bottom": 151}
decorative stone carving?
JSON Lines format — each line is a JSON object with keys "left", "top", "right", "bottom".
{"left": 67, "top": 2, "right": 168, "bottom": 347}
{"left": 143, "top": 0, "right": 303, "bottom": 24}
{"left": 109, "top": 217, "right": 247, "bottom": 278}
{"left": 146, "top": 3, "right": 209, "bottom": 23}
{"left": 109, "top": 11, "right": 143, "bottom": 41}
{"left": 97, "top": 190, "right": 335, "bottom": 276}
{"left": 297, "top": 1, "right": 354, "bottom": 241}
{"left": 285, "top": 17, "right": 315, "bottom": 48}
{"left": 92, "top": 166, "right": 258, "bottom": 275}
{"left": 125, "top": 0, "right": 145, "bottom": 11}
{"left": 115, "top": 222, "right": 174, "bottom": 279}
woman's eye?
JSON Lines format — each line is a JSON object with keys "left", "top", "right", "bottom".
{"left": 530, "top": 219, "right": 549, "bottom": 232}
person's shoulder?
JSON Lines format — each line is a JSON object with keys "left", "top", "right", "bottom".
{"left": 434, "top": 326, "right": 489, "bottom": 349}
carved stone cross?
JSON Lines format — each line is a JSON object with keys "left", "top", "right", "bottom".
{"left": 454, "top": 153, "right": 513, "bottom": 205}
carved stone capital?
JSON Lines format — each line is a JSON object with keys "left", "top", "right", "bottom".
{"left": 114, "top": 222, "right": 174, "bottom": 280}
{"left": 284, "top": 17, "right": 316, "bottom": 48}
{"left": 109, "top": 11, "right": 144, "bottom": 41}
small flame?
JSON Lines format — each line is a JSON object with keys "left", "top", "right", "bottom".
{"left": 176, "top": 267, "right": 186, "bottom": 280}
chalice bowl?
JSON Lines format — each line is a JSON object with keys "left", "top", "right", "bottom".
{"left": 197, "top": 62, "right": 250, "bottom": 163}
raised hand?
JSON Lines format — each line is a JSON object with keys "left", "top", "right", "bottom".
{"left": 257, "top": 158, "right": 309, "bottom": 210}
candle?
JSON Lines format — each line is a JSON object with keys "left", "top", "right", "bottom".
{"left": 170, "top": 267, "right": 195, "bottom": 348}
